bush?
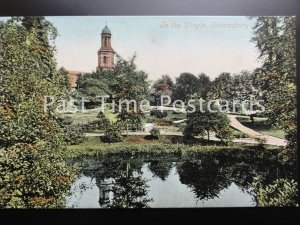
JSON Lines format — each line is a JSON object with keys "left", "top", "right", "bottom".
{"left": 253, "top": 178, "right": 298, "bottom": 207}
{"left": 96, "top": 112, "right": 110, "bottom": 131}
{"left": 150, "top": 128, "right": 160, "bottom": 139}
{"left": 232, "top": 130, "right": 249, "bottom": 138}
{"left": 176, "top": 123, "right": 187, "bottom": 132}
{"left": 150, "top": 110, "right": 168, "bottom": 118}
{"left": 63, "top": 125, "right": 84, "bottom": 145}
{"left": 80, "top": 118, "right": 110, "bottom": 133}
{"left": 0, "top": 142, "right": 77, "bottom": 208}
{"left": 59, "top": 117, "right": 84, "bottom": 145}
{"left": 216, "top": 127, "right": 234, "bottom": 145}
{"left": 102, "top": 123, "right": 123, "bottom": 143}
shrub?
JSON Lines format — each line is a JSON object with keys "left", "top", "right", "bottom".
{"left": 175, "top": 123, "right": 186, "bottom": 132}
{"left": 0, "top": 141, "right": 77, "bottom": 208}
{"left": 232, "top": 130, "right": 249, "bottom": 138}
{"left": 102, "top": 123, "right": 123, "bottom": 143}
{"left": 63, "top": 125, "right": 84, "bottom": 145}
{"left": 96, "top": 112, "right": 110, "bottom": 131}
{"left": 150, "top": 109, "right": 168, "bottom": 118}
{"left": 59, "top": 117, "right": 84, "bottom": 145}
{"left": 150, "top": 128, "right": 160, "bottom": 139}
{"left": 253, "top": 178, "right": 298, "bottom": 207}
{"left": 80, "top": 118, "right": 110, "bottom": 133}
{"left": 216, "top": 127, "right": 234, "bottom": 145}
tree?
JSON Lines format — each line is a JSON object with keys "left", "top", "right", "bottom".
{"left": 251, "top": 17, "right": 296, "bottom": 149}
{"left": 172, "top": 73, "right": 200, "bottom": 103}
{"left": 96, "top": 111, "right": 110, "bottom": 131}
{"left": 197, "top": 73, "right": 211, "bottom": 99}
{"left": 75, "top": 72, "right": 111, "bottom": 109}
{"left": 184, "top": 103, "right": 231, "bottom": 141}
{"left": 0, "top": 17, "right": 76, "bottom": 208}
{"left": 207, "top": 72, "right": 233, "bottom": 101}
{"left": 150, "top": 75, "right": 174, "bottom": 105}
{"left": 112, "top": 55, "right": 150, "bottom": 134}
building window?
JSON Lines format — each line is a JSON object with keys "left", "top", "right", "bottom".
{"left": 103, "top": 56, "right": 107, "bottom": 64}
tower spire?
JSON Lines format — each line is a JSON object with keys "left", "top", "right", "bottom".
{"left": 97, "top": 25, "right": 115, "bottom": 71}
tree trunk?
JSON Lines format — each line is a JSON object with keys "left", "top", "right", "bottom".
{"left": 207, "top": 130, "right": 210, "bottom": 141}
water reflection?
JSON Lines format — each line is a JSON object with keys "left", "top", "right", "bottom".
{"left": 67, "top": 149, "right": 295, "bottom": 208}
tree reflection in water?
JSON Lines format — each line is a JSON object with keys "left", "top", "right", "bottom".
{"left": 73, "top": 149, "right": 296, "bottom": 208}
{"left": 177, "top": 159, "right": 231, "bottom": 200}
{"left": 148, "top": 160, "right": 173, "bottom": 181}
{"left": 83, "top": 153, "right": 152, "bottom": 208}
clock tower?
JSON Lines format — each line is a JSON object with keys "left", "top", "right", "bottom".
{"left": 97, "top": 25, "right": 115, "bottom": 71}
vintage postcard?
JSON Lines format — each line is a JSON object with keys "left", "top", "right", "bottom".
{"left": 0, "top": 16, "right": 297, "bottom": 208}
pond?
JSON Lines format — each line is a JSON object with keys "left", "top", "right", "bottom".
{"left": 66, "top": 148, "right": 295, "bottom": 208}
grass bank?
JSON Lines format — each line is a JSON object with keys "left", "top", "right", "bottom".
{"left": 236, "top": 116, "right": 286, "bottom": 139}
{"left": 65, "top": 136, "right": 279, "bottom": 158}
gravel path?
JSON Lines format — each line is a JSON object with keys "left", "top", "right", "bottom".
{"left": 84, "top": 114, "right": 287, "bottom": 147}
{"left": 228, "top": 115, "right": 287, "bottom": 146}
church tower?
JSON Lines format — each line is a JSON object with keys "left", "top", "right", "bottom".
{"left": 97, "top": 25, "right": 115, "bottom": 71}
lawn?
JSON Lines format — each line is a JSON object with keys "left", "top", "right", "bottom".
{"left": 61, "top": 108, "right": 117, "bottom": 124}
{"left": 236, "top": 116, "right": 286, "bottom": 139}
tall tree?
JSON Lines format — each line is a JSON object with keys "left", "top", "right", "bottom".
{"left": 150, "top": 75, "right": 174, "bottom": 105}
{"left": 207, "top": 72, "right": 233, "bottom": 101}
{"left": 172, "top": 72, "right": 200, "bottom": 103}
{"left": 251, "top": 16, "right": 296, "bottom": 149}
{"left": 0, "top": 17, "right": 76, "bottom": 208}
{"left": 111, "top": 55, "right": 150, "bottom": 133}
{"left": 197, "top": 73, "right": 212, "bottom": 100}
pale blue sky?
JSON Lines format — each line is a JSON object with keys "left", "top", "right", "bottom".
{"left": 2, "top": 16, "right": 261, "bottom": 81}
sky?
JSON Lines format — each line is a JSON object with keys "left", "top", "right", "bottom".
{"left": 2, "top": 16, "right": 261, "bottom": 81}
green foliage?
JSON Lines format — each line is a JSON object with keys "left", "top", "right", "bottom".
{"left": 215, "top": 127, "right": 234, "bottom": 145}
{"left": 172, "top": 72, "right": 206, "bottom": 103}
{"left": 184, "top": 103, "right": 231, "bottom": 141}
{"left": 58, "top": 116, "right": 84, "bottom": 145}
{"left": 207, "top": 71, "right": 260, "bottom": 114}
{"left": 0, "top": 142, "right": 77, "bottom": 208}
{"left": 197, "top": 73, "right": 211, "bottom": 100}
{"left": 150, "top": 109, "right": 168, "bottom": 118}
{"left": 0, "top": 17, "right": 76, "bottom": 208}
{"left": 150, "top": 128, "right": 160, "bottom": 139}
{"left": 253, "top": 178, "right": 298, "bottom": 207}
{"left": 63, "top": 125, "right": 84, "bottom": 145}
{"left": 207, "top": 72, "right": 233, "bottom": 100}
{"left": 251, "top": 17, "right": 296, "bottom": 148}
{"left": 102, "top": 123, "right": 123, "bottom": 143}
{"left": 112, "top": 55, "right": 149, "bottom": 132}
{"left": 96, "top": 111, "right": 110, "bottom": 130}
{"left": 150, "top": 75, "right": 174, "bottom": 105}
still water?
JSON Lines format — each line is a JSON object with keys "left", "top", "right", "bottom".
{"left": 66, "top": 149, "right": 294, "bottom": 208}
